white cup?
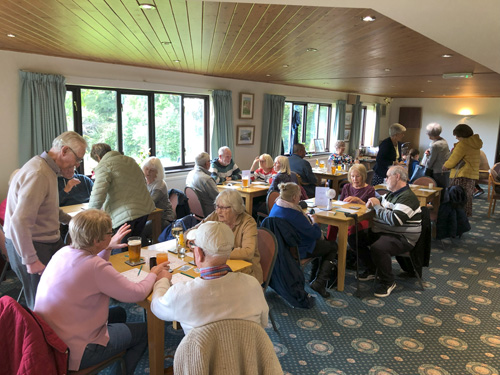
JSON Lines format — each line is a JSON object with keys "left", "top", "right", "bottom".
{"left": 428, "top": 183, "right": 434, "bottom": 189}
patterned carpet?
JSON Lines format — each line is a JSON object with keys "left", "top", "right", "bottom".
{"left": 1, "top": 192, "right": 499, "bottom": 375}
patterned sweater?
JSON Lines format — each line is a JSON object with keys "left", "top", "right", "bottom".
{"left": 372, "top": 186, "right": 422, "bottom": 246}
{"left": 210, "top": 158, "right": 241, "bottom": 184}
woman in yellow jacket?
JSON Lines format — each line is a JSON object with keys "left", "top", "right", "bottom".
{"left": 443, "top": 124, "right": 483, "bottom": 216}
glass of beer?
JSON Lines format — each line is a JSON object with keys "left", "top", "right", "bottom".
{"left": 171, "top": 221, "right": 183, "bottom": 254}
{"left": 319, "top": 160, "right": 325, "bottom": 169}
{"left": 127, "top": 236, "right": 142, "bottom": 264}
{"left": 242, "top": 177, "right": 249, "bottom": 188}
{"left": 157, "top": 252, "right": 168, "bottom": 265}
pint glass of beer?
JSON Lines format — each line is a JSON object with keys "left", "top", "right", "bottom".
{"left": 128, "top": 236, "right": 142, "bottom": 264}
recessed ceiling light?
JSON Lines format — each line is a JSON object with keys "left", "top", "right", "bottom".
{"left": 7, "top": 33, "right": 16, "bottom": 38}
{"left": 362, "top": 16, "right": 376, "bottom": 22}
{"left": 266, "top": 74, "right": 271, "bottom": 77}
{"left": 441, "top": 54, "right": 453, "bottom": 58}
{"left": 173, "top": 59, "right": 180, "bottom": 63}
{"left": 427, "top": 80, "right": 432, "bottom": 83}
{"left": 421, "top": 90, "right": 424, "bottom": 93}
{"left": 282, "top": 64, "right": 289, "bottom": 68}
{"left": 306, "top": 48, "right": 318, "bottom": 52}
{"left": 384, "top": 68, "right": 391, "bottom": 72}
{"left": 138, "top": 3, "right": 156, "bottom": 10}
{"left": 162, "top": 41, "right": 171, "bottom": 45}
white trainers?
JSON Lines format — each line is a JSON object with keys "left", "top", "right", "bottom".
{"left": 374, "top": 282, "right": 396, "bottom": 297}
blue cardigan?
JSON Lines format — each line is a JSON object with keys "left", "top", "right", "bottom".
{"left": 269, "top": 204, "right": 321, "bottom": 258}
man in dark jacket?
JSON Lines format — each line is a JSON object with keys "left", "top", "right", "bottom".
{"left": 288, "top": 143, "right": 317, "bottom": 197}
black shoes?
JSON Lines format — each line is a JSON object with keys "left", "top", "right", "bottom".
{"left": 374, "top": 282, "right": 397, "bottom": 297}
{"left": 357, "top": 270, "right": 376, "bottom": 281}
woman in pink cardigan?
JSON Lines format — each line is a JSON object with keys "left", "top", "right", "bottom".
{"left": 34, "top": 209, "right": 171, "bottom": 374}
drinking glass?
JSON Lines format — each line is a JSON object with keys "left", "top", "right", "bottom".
{"left": 127, "top": 236, "right": 142, "bottom": 264}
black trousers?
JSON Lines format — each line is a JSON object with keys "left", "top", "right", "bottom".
{"left": 349, "top": 229, "right": 412, "bottom": 286}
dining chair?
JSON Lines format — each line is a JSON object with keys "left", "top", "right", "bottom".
{"left": 366, "top": 169, "right": 375, "bottom": 185}
{"left": 413, "top": 176, "right": 437, "bottom": 187}
{"left": 184, "top": 187, "right": 205, "bottom": 220}
{"left": 257, "top": 227, "right": 279, "bottom": 331}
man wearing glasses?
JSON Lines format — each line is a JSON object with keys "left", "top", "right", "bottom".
{"left": 4, "top": 131, "right": 87, "bottom": 309}
{"left": 151, "top": 221, "right": 268, "bottom": 335}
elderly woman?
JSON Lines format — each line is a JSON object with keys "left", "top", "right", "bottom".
{"left": 187, "top": 189, "right": 263, "bottom": 284}
{"left": 326, "top": 164, "right": 375, "bottom": 241}
{"left": 329, "top": 140, "right": 354, "bottom": 165}
{"left": 423, "top": 122, "right": 450, "bottom": 188}
{"left": 372, "top": 123, "right": 406, "bottom": 186}
{"left": 250, "top": 153, "right": 276, "bottom": 183}
{"left": 34, "top": 209, "right": 170, "bottom": 374}
{"left": 142, "top": 157, "right": 176, "bottom": 242}
{"left": 443, "top": 124, "right": 483, "bottom": 216}
{"left": 269, "top": 182, "right": 337, "bottom": 298}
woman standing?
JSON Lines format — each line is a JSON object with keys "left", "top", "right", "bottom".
{"left": 443, "top": 124, "right": 483, "bottom": 216}
{"left": 424, "top": 122, "right": 450, "bottom": 188}
{"left": 372, "top": 123, "right": 406, "bottom": 186}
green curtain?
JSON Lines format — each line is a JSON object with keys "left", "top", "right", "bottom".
{"left": 349, "top": 97, "right": 363, "bottom": 155}
{"left": 19, "top": 71, "right": 67, "bottom": 165}
{"left": 211, "top": 89, "right": 234, "bottom": 159}
{"left": 335, "top": 100, "right": 346, "bottom": 143}
{"left": 261, "top": 94, "right": 285, "bottom": 158}
{"left": 374, "top": 103, "right": 382, "bottom": 146}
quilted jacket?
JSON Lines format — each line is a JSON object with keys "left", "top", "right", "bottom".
{"left": 444, "top": 135, "right": 483, "bottom": 180}
{"left": 89, "top": 151, "right": 155, "bottom": 228}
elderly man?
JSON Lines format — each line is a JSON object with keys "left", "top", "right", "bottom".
{"left": 151, "top": 221, "right": 268, "bottom": 335}
{"left": 288, "top": 143, "right": 317, "bottom": 197}
{"left": 210, "top": 146, "right": 241, "bottom": 184}
{"left": 4, "top": 131, "right": 86, "bottom": 308}
{"left": 88, "top": 143, "right": 155, "bottom": 242}
{"left": 350, "top": 165, "right": 422, "bottom": 298}
{"left": 186, "top": 152, "right": 219, "bottom": 217}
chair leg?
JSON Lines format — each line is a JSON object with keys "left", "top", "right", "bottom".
{"left": 408, "top": 257, "right": 425, "bottom": 291}
{"left": 269, "top": 309, "right": 278, "bottom": 332}
{"left": 17, "top": 286, "right": 24, "bottom": 303}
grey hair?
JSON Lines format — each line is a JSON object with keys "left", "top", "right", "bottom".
{"left": 142, "top": 157, "right": 164, "bottom": 182}
{"left": 335, "top": 140, "right": 346, "bottom": 149}
{"left": 195, "top": 152, "right": 211, "bottom": 167}
{"left": 69, "top": 209, "right": 112, "bottom": 250}
{"left": 218, "top": 146, "right": 231, "bottom": 156}
{"left": 347, "top": 164, "right": 367, "bottom": 184}
{"left": 388, "top": 165, "right": 408, "bottom": 182}
{"left": 426, "top": 123, "right": 442, "bottom": 137}
{"left": 52, "top": 131, "right": 87, "bottom": 152}
{"left": 90, "top": 143, "right": 112, "bottom": 162}
{"left": 275, "top": 156, "right": 291, "bottom": 174}
{"left": 389, "top": 123, "right": 407, "bottom": 137}
{"left": 215, "top": 189, "right": 245, "bottom": 215}
{"left": 278, "top": 182, "right": 301, "bottom": 202}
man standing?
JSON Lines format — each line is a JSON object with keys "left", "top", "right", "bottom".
{"left": 288, "top": 143, "right": 317, "bottom": 197}
{"left": 151, "top": 221, "right": 268, "bottom": 335}
{"left": 210, "top": 146, "right": 241, "bottom": 184}
{"left": 186, "top": 152, "right": 219, "bottom": 217}
{"left": 88, "top": 143, "right": 155, "bottom": 241}
{"left": 5, "top": 131, "right": 87, "bottom": 308}
{"left": 350, "top": 165, "right": 422, "bottom": 297}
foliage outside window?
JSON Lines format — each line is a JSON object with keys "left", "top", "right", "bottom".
{"left": 65, "top": 86, "right": 209, "bottom": 175}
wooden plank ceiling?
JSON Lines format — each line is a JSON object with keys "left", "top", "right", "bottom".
{"left": 1, "top": 0, "right": 499, "bottom": 98}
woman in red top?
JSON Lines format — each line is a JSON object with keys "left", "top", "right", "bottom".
{"left": 250, "top": 154, "right": 276, "bottom": 183}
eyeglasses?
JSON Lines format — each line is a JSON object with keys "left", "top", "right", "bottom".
{"left": 214, "top": 204, "right": 232, "bottom": 211}
{"left": 106, "top": 231, "right": 113, "bottom": 235}
{"left": 67, "top": 146, "right": 84, "bottom": 165}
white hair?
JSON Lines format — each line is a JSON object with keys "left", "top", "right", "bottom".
{"left": 142, "top": 157, "right": 165, "bottom": 182}
{"left": 52, "top": 131, "right": 87, "bottom": 152}
{"left": 195, "top": 152, "right": 211, "bottom": 167}
{"left": 215, "top": 189, "right": 245, "bottom": 215}
{"left": 389, "top": 123, "right": 406, "bottom": 137}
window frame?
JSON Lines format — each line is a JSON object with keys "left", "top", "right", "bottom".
{"left": 66, "top": 85, "right": 210, "bottom": 172}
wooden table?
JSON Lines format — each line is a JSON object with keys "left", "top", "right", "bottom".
{"left": 217, "top": 182, "right": 269, "bottom": 214}
{"left": 110, "top": 241, "right": 252, "bottom": 375}
{"left": 312, "top": 168, "right": 349, "bottom": 194}
{"left": 308, "top": 199, "right": 374, "bottom": 292}
{"left": 374, "top": 184, "right": 442, "bottom": 212}
{"left": 61, "top": 203, "right": 164, "bottom": 244}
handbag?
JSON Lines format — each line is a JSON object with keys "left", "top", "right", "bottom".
{"left": 410, "top": 164, "right": 426, "bottom": 182}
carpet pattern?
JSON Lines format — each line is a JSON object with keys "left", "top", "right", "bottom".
{"left": 1, "top": 193, "right": 499, "bottom": 375}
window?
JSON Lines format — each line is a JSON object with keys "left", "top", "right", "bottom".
{"left": 361, "top": 105, "right": 377, "bottom": 147}
{"left": 66, "top": 86, "right": 209, "bottom": 174}
{"left": 281, "top": 101, "right": 333, "bottom": 154}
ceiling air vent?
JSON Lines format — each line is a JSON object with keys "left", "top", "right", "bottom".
{"left": 442, "top": 73, "right": 473, "bottom": 79}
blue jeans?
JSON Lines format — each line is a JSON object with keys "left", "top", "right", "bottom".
{"left": 79, "top": 322, "right": 148, "bottom": 375}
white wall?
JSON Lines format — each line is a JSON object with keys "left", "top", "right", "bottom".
{"left": 387, "top": 98, "right": 500, "bottom": 167}
{"left": 0, "top": 49, "right": 385, "bottom": 199}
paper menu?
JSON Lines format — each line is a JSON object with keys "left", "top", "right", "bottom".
{"left": 171, "top": 273, "right": 192, "bottom": 285}
{"left": 121, "top": 268, "right": 149, "bottom": 283}
{"left": 315, "top": 187, "right": 330, "bottom": 207}
{"left": 145, "top": 240, "right": 176, "bottom": 253}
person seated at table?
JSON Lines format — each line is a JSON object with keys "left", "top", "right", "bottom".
{"left": 326, "top": 164, "right": 375, "bottom": 242}
{"left": 269, "top": 182, "right": 337, "bottom": 298}
{"left": 58, "top": 173, "right": 94, "bottom": 207}
{"left": 210, "top": 146, "right": 241, "bottom": 184}
{"left": 289, "top": 143, "right": 317, "bottom": 198}
{"left": 151, "top": 221, "right": 268, "bottom": 335}
{"left": 250, "top": 153, "right": 276, "bottom": 183}
{"left": 269, "top": 156, "right": 307, "bottom": 200}
{"left": 186, "top": 189, "right": 263, "bottom": 284}
{"left": 350, "top": 166, "right": 422, "bottom": 298}
{"left": 186, "top": 152, "right": 220, "bottom": 217}
{"left": 34, "top": 209, "right": 171, "bottom": 374}
{"left": 328, "top": 140, "right": 354, "bottom": 166}
{"left": 141, "top": 157, "right": 176, "bottom": 244}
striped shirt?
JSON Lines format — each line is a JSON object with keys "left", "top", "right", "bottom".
{"left": 200, "top": 264, "right": 232, "bottom": 280}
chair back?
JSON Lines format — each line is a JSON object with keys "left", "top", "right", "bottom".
{"left": 366, "top": 169, "right": 374, "bottom": 185}
{"left": 413, "top": 176, "right": 437, "bottom": 187}
{"left": 375, "top": 188, "right": 390, "bottom": 198}
{"left": 267, "top": 191, "right": 280, "bottom": 213}
{"left": 173, "top": 319, "right": 282, "bottom": 375}
{"left": 293, "top": 172, "right": 303, "bottom": 186}
{"left": 184, "top": 187, "right": 205, "bottom": 220}
{"left": 257, "top": 228, "right": 278, "bottom": 290}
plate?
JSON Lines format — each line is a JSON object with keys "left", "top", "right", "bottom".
{"left": 252, "top": 181, "right": 268, "bottom": 185}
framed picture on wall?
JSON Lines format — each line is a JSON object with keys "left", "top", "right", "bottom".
{"left": 239, "top": 93, "right": 254, "bottom": 119}
{"left": 236, "top": 125, "right": 255, "bottom": 145}
{"left": 345, "top": 112, "right": 352, "bottom": 125}
{"left": 313, "top": 138, "right": 325, "bottom": 152}
{"left": 344, "top": 129, "right": 351, "bottom": 141}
